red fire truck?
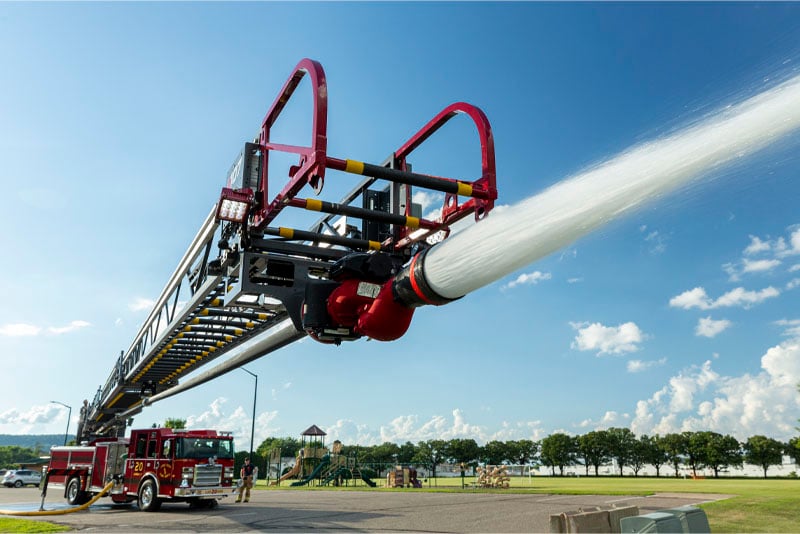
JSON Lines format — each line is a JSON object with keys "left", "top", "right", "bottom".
{"left": 46, "top": 428, "right": 236, "bottom": 511}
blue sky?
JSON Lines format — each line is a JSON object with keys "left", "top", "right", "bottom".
{"left": 1, "top": 3, "right": 799, "bottom": 450}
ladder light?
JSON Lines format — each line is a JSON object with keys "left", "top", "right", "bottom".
{"left": 216, "top": 187, "right": 253, "bottom": 223}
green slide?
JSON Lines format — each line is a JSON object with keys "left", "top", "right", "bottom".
{"left": 290, "top": 455, "right": 331, "bottom": 487}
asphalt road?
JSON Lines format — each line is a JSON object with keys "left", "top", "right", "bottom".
{"left": 0, "top": 486, "right": 730, "bottom": 532}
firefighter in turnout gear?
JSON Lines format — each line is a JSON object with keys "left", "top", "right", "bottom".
{"left": 236, "top": 457, "right": 255, "bottom": 503}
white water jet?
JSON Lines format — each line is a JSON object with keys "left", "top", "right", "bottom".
{"left": 425, "top": 74, "right": 800, "bottom": 299}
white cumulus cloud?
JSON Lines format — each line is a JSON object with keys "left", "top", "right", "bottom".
{"left": 669, "top": 286, "right": 779, "bottom": 310}
{"left": 48, "top": 320, "right": 91, "bottom": 335}
{"left": 323, "top": 410, "right": 544, "bottom": 446}
{"left": 0, "top": 323, "right": 41, "bottom": 337}
{"left": 502, "top": 271, "right": 552, "bottom": 290}
{"left": 725, "top": 225, "right": 799, "bottom": 280}
{"left": 0, "top": 320, "right": 91, "bottom": 337}
{"left": 630, "top": 341, "right": 800, "bottom": 440}
{"left": 411, "top": 191, "right": 444, "bottom": 213}
{"left": 186, "top": 397, "right": 280, "bottom": 452}
{"left": 570, "top": 321, "right": 644, "bottom": 355}
{"left": 744, "top": 235, "right": 771, "bottom": 255}
{"left": 775, "top": 319, "right": 800, "bottom": 338}
{"left": 129, "top": 297, "right": 155, "bottom": 312}
{"left": 695, "top": 317, "right": 732, "bottom": 338}
{"left": 627, "top": 358, "right": 667, "bottom": 373}
{"left": 741, "top": 258, "right": 781, "bottom": 274}
{"left": 0, "top": 404, "right": 65, "bottom": 434}
{"left": 578, "top": 411, "right": 630, "bottom": 429}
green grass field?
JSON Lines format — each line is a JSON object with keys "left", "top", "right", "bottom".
{"left": 0, "top": 518, "right": 69, "bottom": 533}
{"left": 260, "top": 475, "right": 800, "bottom": 532}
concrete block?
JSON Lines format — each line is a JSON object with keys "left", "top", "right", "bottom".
{"left": 661, "top": 506, "right": 710, "bottom": 533}
{"left": 609, "top": 506, "right": 639, "bottom": 533}
{"left": 620, "top": 512, "right": 683, "bottom": 533}
{"left": 566, "top": 510, "right": 612, "bottom": 533}
{"left": 550, "top": 513, "right": 566, "bottom": 533}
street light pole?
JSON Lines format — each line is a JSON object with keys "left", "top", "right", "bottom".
{"left": 241, "top": 368, "right": 257, "bottom": 460}
{"left": 50, "top": 401, "right": 72, "bottom": 446}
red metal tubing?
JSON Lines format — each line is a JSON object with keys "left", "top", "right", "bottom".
{"left": 253, "top": 59, "right": 329, "bottom": 230}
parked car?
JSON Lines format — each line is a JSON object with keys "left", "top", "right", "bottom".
{"left": 2, "top": 469, "right": 41, "bottom": 488}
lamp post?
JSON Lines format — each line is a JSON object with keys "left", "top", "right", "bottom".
{"left": 241, "top": 368, "right": 257, "bottom": 461}
{"left": 50, "top": 401, "right": 71, "bottom": 446}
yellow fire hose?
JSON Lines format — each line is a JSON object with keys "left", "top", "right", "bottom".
{"left": 0, "top": 480, "right": 115, "bottom": 516}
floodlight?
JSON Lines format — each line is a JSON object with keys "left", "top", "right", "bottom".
{"left": 216, "top": 187, "right": 253, "bottom": 223}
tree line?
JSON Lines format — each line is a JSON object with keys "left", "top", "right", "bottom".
{"left": 0, "top": 445, "right": 47, "bottom": 468}
{"left": 249, "top": 430, "right": 800, "bottom": 479}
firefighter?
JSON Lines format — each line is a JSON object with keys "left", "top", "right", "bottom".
{"left": 235, "top": 457, "right": 255, "bottom": 503}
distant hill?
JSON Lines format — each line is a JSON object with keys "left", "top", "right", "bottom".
{"left": 0, "top": 434, "right": 75, "bottom": 450}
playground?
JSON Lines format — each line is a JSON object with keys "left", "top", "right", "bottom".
{"left": 267, "top": 425, "right": 378, "bottom": 488}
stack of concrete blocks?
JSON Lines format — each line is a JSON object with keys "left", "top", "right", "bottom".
{"left": 476, "top": 465, "right": 510, "bottom": 488}
{"left": 549, "top": 505, "right": 639, "bottom": 533}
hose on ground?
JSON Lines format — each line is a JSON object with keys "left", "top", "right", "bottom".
{"left": 0, "top": 480, "right": 115, "bottom": 516}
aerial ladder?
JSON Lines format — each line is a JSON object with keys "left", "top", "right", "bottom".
{"left": 76, "top": 58, "right": 498, "bottom": 441}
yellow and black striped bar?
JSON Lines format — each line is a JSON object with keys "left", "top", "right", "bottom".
{"left": 265, "top": 226, "right": 382, "bottom": 251}
{"left": 328, "top": 157, "right": 490, "bottom": 200}
{"left": 287, "top": 197, "right": 434, "bottom": 230}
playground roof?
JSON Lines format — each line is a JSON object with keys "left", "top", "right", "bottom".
{"left": 301, "top": 424, "right": 326, "bottom": 436}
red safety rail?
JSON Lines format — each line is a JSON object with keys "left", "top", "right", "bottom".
{"left": 250, "top": 58, "right": 497, "bottom": 249}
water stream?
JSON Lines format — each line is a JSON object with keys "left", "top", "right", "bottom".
{"left": 425, "top": 74, "right": 800, "bottom": 299}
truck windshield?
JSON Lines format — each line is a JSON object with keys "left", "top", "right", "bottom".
{"left": 175, "top": 438, "right": 234, "bottom": 460}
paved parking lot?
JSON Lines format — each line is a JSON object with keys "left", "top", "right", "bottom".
{"left": 0, "top": 486, "right": 729, "bottom": 532}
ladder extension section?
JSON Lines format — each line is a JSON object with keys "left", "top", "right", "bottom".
{"left": 79, "top": 58, "right": 497, "bottom": 440}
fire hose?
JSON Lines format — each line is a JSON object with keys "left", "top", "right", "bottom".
{"left": 0, "top": 480, "right": 114, "bottom": 516}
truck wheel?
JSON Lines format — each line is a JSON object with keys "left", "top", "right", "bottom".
{"left": 66, "top": 477, "right": 89, "bottom": 505}
{"left": 138, "top": 479, "right": 161, "bottom": 512}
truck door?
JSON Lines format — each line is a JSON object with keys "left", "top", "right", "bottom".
{"left": 157, "top": 438, "right": 174, "bottom": 488}
{"left": 128, "top": 432, "right": 148, "bottom": 485}
{"left": 145, "top": 433, "right": 159, "bottom": 479}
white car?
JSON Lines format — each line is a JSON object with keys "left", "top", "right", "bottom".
{"left": 2, "top": 469, "right": 41, "bottom": 488}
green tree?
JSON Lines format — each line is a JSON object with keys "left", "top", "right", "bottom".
{"left": 641, "top": 434, "right": 668, "bottom": 477}
{"left": 164, "top": 418, "right": 186, "bottom": 429}
{"left": 446, "top": 438, "right": 480, "bottom": 470}
{"left": 744, "top": 435, "right": 785, "bottom": 478}
{"left": 630, "top": 435, "right": 651, "bottom": 477}
{"left": 787, "top": 436, "right": 800, "bottom": 466}
{"left": 704, "top": 432, "right": 742, "bottom": 478}
{"left": 0, "top": 445, "right": 41, "bottom": 469}
{"left": 540, "top": 433, "right": 577, "bottom": 476}
{"left": 506, "top": 440, "right": 539, "bottom": 475}
{"left": 480, "top": 440, "right": 509, "bottom": 466}
{"left": 397, "top": 441, "right": 417, "bottom": 464}
{"left": 606, "top": 427, "right": 636, "bottom": 476}
{"left": 659, "top": 433, "right": 687, "bottom": 477}
{"left": 577, "top": 430, "right": 611, "bottom": 476}
{"left": 371, "top": 441, "right": 401, "bottom": 474}
{"left": 683, "top": 432, "right": 706, "bottom": 477}
{"left": 411, "top": 440, "right": 447, "bottom": 479}
{"left": 256, "top": 436, "right": 301, "bottom": 460}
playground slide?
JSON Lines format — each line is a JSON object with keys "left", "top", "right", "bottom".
{"left": 322, "top": 466, "right": 348, "bottom": 486}
{"left": 360, "top": 474, "right": 377, "bottom": 487}
{"left": 290, "top": 454, "right": 331, "bottom": 487}
{"left": 271, "top": 459, "right": 301, "bottom": 485}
